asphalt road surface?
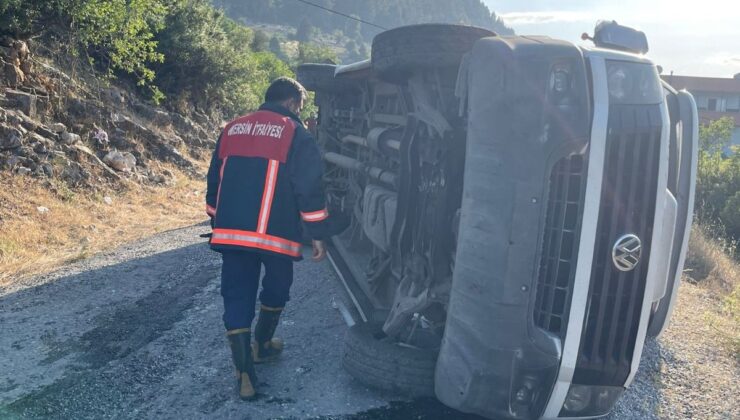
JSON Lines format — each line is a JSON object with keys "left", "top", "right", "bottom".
{"left": 0, "top": 224, "right": 662, "bottom": 419}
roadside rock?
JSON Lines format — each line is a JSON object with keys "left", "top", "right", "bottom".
{"left": 5, "top": 90, "right": 37, "bottom": 118}
{"left": 4, "top": 62, "right": 24, "bottom": 87}
{"left": 93, "top": 128, "right": 109, "bottom": 146}
{"left": 114, "top": 115, "right": 157, "bottom": 142}
{"left": 191, "top": 111, "right": 211, "bottom": 127}
{"left": 40, "top": 162, "right": 53, "bottom": 177}
{"left": 147, "top": 170, "right": 176, "bottom": 186}
{"left": 34, "top": 125, "right": 58, "bottom": 141}
{"left": 60, "top": 161, "right": 87, "bottom": 185}
{"left": 50, "top": 123, "right": 67, "bottom": 133}
{"left": 110, "top": 131, "right": 135, "bottom": 150}
{"left": 29, "top": 133, "right": 53, "bottom": 154}
{"left": 64, "top": 97, "right": 86, "bottom": 115}
{"left": 60, "top": 132, "right": 81, "bottom": 145}
{"left": 4, "top": 109, "right": 23, "bottom": 127}
{"left": 15, "top": 166, "right": 31, "bottom": 176}
{"left": 103, "top": 150, "right": 136, "bottom": 172}
{"left": 105, "top": 87, "right": 126, "bottom": 105}
{"left": 3, "top": 108, "right": 42, "bottom": 133}
{"left": 73, "top": 144, "right": 121, "bottom": 180}
{"left": 0, "top": 124, "right": 23, "bottom": 150}
{"left": 3, "top": 155, "right": 23, "bottom": 170}
{"left": 171, "top": 113, "right": 200, "bottom": 136}
{"left": 133, "top": 101, "right": 171, "bottom": 126}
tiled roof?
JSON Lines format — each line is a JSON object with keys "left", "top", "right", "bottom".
{"left": 662, "top": 75, "right": 740, "bottom": 94}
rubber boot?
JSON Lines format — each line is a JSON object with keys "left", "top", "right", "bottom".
{"left": 226, "top": 328, "right": 257, "bottom": 400}
{"left": 252, "top": 305, "right": 284, "bottom": 363}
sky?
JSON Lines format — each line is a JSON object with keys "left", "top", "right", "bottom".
{"left": 484, "top": 0, "right": 740, "bottom": 78}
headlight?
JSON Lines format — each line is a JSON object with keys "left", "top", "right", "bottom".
{"left": 550, "top": 68, "right": 571, "bottom": 94}
{"left": 563, "top": 385, "right": 591, "bottom": 412}
{"left": 560, "top": 385, "right": 624, "bottom": 417}
{"left": 606, "top": 61, "right": 662, "bottom": 105}
{"left": 607, "top": 65, "right": 629, "bottom": 101}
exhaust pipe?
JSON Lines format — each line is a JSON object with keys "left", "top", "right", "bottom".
{"left": 323, "top": 152, "right": 397, "bottom": 187}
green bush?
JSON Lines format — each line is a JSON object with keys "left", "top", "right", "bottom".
{"left": 1, "top": 0, "right": 296, "bottom": 117}
{"left": 76, "top": 0, "right": 167, "bottom": 97}
{"left": 296, "top": 42, "right": 338, "bottom": 65}
{"left": 695, "top": 117, "right": 740, "bottom": 241}
{"left": 1, "top": 0, "right": 167, "bottom": 99}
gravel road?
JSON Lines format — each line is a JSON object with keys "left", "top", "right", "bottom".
{"left": 0, "top": 223, "right": 674, "bottom": 419}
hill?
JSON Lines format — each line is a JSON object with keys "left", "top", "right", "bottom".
{"left": 214, "top": 0, "right": 513, "bottom": 62}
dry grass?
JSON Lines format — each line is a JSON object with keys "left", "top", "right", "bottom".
{"left": 657, "top": 282, "right": 740, "bottom": 419}
{"left": 684, "top": 223, "right": 740, "bottom": 359}
{"left": 0, "top": 164, "right": 207, "bottom": 287}
{"left": 640, "top": 222, "right": 740, "bottom": 418}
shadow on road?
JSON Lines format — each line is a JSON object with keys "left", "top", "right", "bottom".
{"left": 0, "top": 224, "right": 669, "bottom": 419}
{"left": 0, "top": 239, "right": 218, "bottom": 418}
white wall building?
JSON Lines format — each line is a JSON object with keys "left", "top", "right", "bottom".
{"left": 664, "top": 74, "right": 740, "bottom": 147}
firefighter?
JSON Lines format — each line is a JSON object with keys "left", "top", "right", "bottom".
{"left": 205, "top": 77, "right": 330, "bottom": 400}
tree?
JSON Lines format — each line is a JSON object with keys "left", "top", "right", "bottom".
{"left": 1, "top": 0, "right": 168, "bottom": 99}
{"left": 296, "top": 42, "right": 337, "bottom": 65}
{"left": 295, "top": 18, "right": 314, "bottom": 42}
{"left": 695, "top": 117, "right": 740, "bottom": 239}
{"left": 358, "top": 42, "right": 369, "bottom": 59}
{"left": 700, "top": 116, "right": 735, "bottom": 154}
{"left": 344, "top": 16, "right": 361, "bottom": 40}
{"left": 345, "top": 40, "right": 360, "bottom": 61}
{"left": 251, "top": 29, "right": 269, "bottom": 52}
{"left": 269, "top": 35, "right": 284, "bottom": 58}
{"left": 214, "top": 0, "right": 515, "bottom": 40}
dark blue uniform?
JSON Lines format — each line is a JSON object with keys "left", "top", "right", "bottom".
{"left": 206, "top": 103, "right": 329, "bottom": 330}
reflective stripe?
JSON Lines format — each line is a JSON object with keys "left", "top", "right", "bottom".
{"left": 257, "top": 160, "right": 279, "bottom": 233}
{"left": 216, "top": 156, "right": 228, "bottom": 209}
{"left": 211, "top": 228, "right": 301, "bottom": 257}
{"left": 226, "top": 328, "right": 250, "bottom": 336}
{"left": 206, "top": 204, "right": 217, "bottom": 217}
{"left": 301, "top": 208, "right": 329, "bottom": 222}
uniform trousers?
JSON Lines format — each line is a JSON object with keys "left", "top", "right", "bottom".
{"left": 220, "top": 250, "right": 294, "bottom": 331}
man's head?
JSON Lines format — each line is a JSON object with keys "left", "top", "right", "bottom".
{"left": 265, "top": 77, "right": 307, "bottom": 116}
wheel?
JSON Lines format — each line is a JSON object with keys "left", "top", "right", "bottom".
{"left": 371, "top": 24, "right": 495, "bottom": 77}
{"left": 296, "top": 63, "right": 358, "bottom": 94}
{"left": 342, "top": 321, "right": 437, "bottom": 397}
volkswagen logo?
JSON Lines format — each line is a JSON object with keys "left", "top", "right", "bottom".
{"left": 612, "top": 234, "right": 642, "bottom": 272}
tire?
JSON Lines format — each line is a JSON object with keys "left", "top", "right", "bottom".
{"left": 371, "top": 24, "right": 495, "bottom": 77}
{"left": 296, "top": 63, "right": 358, "bottom": 94}
{"left": 342, "top": 321, "right": 437, "bottom": 397}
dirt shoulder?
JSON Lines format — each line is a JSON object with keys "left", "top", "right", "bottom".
{"left": 0, "top": 164, "right": 206, "bottom": 286}
{"left": 656, "top": 282, "right": 739, "bottom": 419}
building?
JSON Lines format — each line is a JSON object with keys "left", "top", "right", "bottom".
{"left": 662, "top": 74, "right": 740, "bottom": 147}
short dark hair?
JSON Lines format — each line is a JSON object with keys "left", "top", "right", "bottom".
{"left": 264, "top": 77, "right": 306, "bottom": 103}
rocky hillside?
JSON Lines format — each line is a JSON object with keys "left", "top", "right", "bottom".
{"left": 0, "top": 39, "right": 217, "bottom": 190}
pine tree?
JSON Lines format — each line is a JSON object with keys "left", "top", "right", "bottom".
{"left": 269, "top": 35, "right": 284, "bottom": 59}
{"left": 295, "top": 18, "right": 314, "bottom": 42}
{"left": 251, "top": 29, "right": 269, "bottom": 52}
